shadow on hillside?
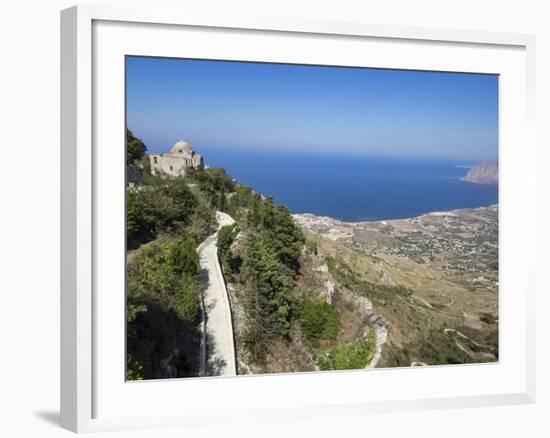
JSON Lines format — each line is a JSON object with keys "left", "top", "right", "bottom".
{"left": 127, "top": 302, "right": 202, "bottom": 380}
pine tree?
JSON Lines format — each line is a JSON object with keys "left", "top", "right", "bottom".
{"left": 241, "top": 233, "right": 294, "bottom": 359}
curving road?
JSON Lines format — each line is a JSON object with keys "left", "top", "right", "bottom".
{"left": 197, "top": 211, "right": 237, "bottom": 377}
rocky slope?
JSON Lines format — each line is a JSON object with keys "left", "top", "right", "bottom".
{"left": 293, "top": 205, "right": 499, "bottom": 367}
{"left": 461, "top": 160, "right": 498, "bottom": 185}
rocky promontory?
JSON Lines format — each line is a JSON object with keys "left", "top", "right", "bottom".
{"left": 461, "top": 160, "right": 498, "bottom": 185}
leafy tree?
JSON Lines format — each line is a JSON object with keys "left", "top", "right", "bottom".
{"left": 126, "top": 177, "right": 198, "bottom": 243}
{"left": 246, "top": 193, "right": 263, "bottom": 228}
{"left": 188, "top": 168, "right": 236, "bottom": 209}
{"left": 229, "top": 184, "right": 255, "bottom": 209}
{"left": 261, "top": 198, "right": 305, "bottom": 275}
{"left": 126, "top": 129, "right": 147, "bottom": 165}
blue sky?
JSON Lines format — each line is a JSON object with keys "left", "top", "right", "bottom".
{"left": 126, "top": 57, "right": 498, "bottom": 161}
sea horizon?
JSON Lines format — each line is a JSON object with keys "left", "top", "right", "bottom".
{"left": 195, "top": 147, "right": 498, "bottom": 222}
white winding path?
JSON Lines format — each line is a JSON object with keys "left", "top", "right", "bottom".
{"left": 197, "top": 211, "right": 237, "bottom": 377}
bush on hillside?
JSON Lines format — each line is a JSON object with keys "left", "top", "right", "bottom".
{"left": 317, "top": 331, "right": 376, "bottom": 371}
{"left": 126, "top": 129, "right": 147, "bottom": 165}
{"left": 300, "top": 299, "right": 341, "bottom": 349}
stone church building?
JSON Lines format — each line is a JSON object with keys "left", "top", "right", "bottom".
{"left": 149, "top": 140, "right": 204, "bottom": 176}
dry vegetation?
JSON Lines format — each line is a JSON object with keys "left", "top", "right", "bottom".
{"left": 295, "top": 206, "right": 499, "bottom": 368}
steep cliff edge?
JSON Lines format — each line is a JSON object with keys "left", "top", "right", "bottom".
{"left": 461, "top": 160, "right": 498, "bottom": 185}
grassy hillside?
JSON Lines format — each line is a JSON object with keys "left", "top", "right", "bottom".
{"left": 302, "top": 228, "right": 498, "bottom": 368}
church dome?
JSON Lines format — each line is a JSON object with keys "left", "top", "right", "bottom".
{"left": 171, "top": 140, "right": 193, "bottom": 155}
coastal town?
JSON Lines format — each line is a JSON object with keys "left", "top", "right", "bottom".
{"left": 295, "top": 205, "right": 498, "bottom": 292}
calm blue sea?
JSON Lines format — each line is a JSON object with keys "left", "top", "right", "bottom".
{"left": 199, "top": 147, "right": 498, "bottom": 222}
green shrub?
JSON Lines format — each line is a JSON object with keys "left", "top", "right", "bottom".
{"left": 126, "top": 177, "right": 198, "bottom": 243}
{"left": 317, "top": 331, "right": 376, "bottom": 371}
{"left": 300, "top": 300, "right": 341, "bottom": 349}
{"left": 218, "top": 224, "right": 239, "bottom": 278}
{"left": 127, "top": 235, "right": 200, "bottom": 324}
{"left": 187, "top": 168, "right": 236, "bottom": 210}
{"left": 126, "top": 235, "right": 202, "bottom": 378}
{"left": 228, "top": 184, "right": 255, "bottom": 210}
{"left": 186, "top": 203, "right": 216, "bottom": 243}
{"left": 305, "top": 239, "right": 318, "bottom": 255}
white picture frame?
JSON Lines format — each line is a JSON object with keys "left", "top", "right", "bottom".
{"left": 60, "top": 4, "right": 537, "bottom": 433}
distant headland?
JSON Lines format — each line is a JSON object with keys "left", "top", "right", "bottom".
{"left": 461, "top": 160, "right": 498, "bottom": 185}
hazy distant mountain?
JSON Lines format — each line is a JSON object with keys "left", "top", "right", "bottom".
{"left": 461, "top": 160, "right": 498, "bottom": 185}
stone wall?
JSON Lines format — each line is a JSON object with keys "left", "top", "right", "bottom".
{"left": 150, "top": 154, "right": 193, "bottom": 176}
{"left": 149, "top": 140, "right": 204, "bottom": 176}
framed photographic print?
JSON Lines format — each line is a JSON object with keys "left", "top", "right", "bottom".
{"left": 61, "top": 5, "right": 536, "bottom": 433}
